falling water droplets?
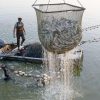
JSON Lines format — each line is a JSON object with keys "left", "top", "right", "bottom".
{"left": 42, "top": 47, "right": 83, "bottom": 100}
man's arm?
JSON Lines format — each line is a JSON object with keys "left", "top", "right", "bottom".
{"left": 22, "top": 23, "right": 26, "bottom": 35}
{"left": 13, "top": 24, "right": 16, "bottom": 38}
{"left": 23, "top": 27, "right": 25, "bottom": 33}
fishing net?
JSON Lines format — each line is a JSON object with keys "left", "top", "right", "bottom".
{"left": 33, "top": 3, "right": 85, "bottom": 54}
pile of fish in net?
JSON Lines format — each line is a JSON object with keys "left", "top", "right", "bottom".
{"left": 39, "top": 18, "right": 82, "bottom": 54}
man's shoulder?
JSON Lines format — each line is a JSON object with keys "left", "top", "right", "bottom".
{"left": 16, "top": 22, "right": 24, "bottom": 25}
{"left": 19, "top": 22, "right": 24, "bottom": 25}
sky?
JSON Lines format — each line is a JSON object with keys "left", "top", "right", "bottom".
{"left": 0, "top": 0, "right": 100, "bottom": 27}
{"left": 0, "top": 0, "right": 99, "bottom": 14}
{"left": 0, "top": 0, "right": 100, "bottom": 42}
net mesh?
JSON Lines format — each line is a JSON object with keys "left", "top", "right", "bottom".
{"left": 33, "top": 3, "right": 85, "bottom": 54}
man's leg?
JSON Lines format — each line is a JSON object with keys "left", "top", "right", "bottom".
{"left": 17, "top": 35, "right": 20, "bottom": 50}
{"left": 21, "top": 33, "right": 25, "bottom": 46}
{"left": 0, "top": 64, "right": 11, "bottom": 81}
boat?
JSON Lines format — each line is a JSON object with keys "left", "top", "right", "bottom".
{"left": 0, "top": 43, "right": 43, "bottom": 64}
{"left": 0, "top": 42, "right": 83, "bottom": 63}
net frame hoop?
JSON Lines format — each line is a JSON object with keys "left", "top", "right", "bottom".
{"left": 32, "top": 3, "right": 85, "bottom": 13}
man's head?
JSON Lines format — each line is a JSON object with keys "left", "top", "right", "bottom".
{"left": 18, "top": 17, "right": 22, "bottom": 22}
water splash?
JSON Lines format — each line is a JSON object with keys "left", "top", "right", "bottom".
{"left": 42, "top": 47, "right": 83, "bottom": 100}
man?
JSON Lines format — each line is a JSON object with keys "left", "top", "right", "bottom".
{"left": 13, "top": 17, "right": 26, "bottom": 50}
{"left": 0, "top": 64, "right": 11, "bottom": 81}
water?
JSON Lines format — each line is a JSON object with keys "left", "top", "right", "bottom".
{"left": 0, "top": 0, "right": 100, "bottom": 100}
{"left": 42, "top": 51, "right": 83, "bottom": 100}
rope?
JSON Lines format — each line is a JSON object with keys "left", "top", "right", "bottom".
{"left": 46, "top": 0, "right": 66, "bottom": 11}
{"left": 46, "top": 0, "right": 51, "bottom": 11}
{"left": 76, "top": 0, "right": 84, "bottom": 7}
{"left": 82, "top": 24, "right": 100, "bottom": 32}
{"left": 32, "top": 0, "right": 38, "bottom": 6}
{"left": 79, "top": 37, "right": 100, "bottom": 45}
{"left": 25, "top": 24, "right": 100, "bottom": 46}
{"left": 63, "top": 0, "right": 66, "bottom": 3}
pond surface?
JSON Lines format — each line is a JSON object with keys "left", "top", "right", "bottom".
{"left": 0, "top": 0, "right": 100, "bottom": 100}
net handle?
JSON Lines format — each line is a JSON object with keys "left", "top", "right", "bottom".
{"left": 33, "top": 0, "right": 66, "bottom": 6}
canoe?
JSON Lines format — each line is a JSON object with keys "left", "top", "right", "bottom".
{"left": 0, "top": 55, "right": 43, "bottom": 64}
{"left": 0, "top": 43, "right": 43, "bottom": 64}
{"left": 0, "top": 43, "right": 83, "bottom": 64}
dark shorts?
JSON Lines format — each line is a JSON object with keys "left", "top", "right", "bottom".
{"left": 16, "top": 32, "right": 25, "bottom": 40}
{"left": 16, "top": 32, "right": 25, "bottom": 47}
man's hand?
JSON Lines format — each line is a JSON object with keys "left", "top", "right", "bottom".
{"left": 13, "top": 28, "right": 15, "bottom": 38}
